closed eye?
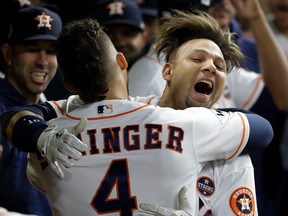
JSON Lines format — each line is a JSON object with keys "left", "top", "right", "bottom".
{"left": 216, "top": 65, "right": 224, "bottom": 71}
{"left": 191, "top": 58, "right": 203, "bottom": 62}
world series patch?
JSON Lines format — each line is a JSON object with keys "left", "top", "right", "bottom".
{"left": 230, "top": 187, "right": 255, "bottom": 216}
{"left": 197, "top": 176, "right": 215, "bottom": 197}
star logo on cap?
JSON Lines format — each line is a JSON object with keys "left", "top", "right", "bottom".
{"left": 34, "top": 11, "right": 54, "bottom": 30}
{"left": 107, "top": 0, "right": 126, "bottom": 16}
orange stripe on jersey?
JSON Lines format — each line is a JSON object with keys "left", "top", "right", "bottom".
{"left": 144, "top": 55, "right": 163, "bottom": 66}
{"left": 64, "top": 104, "right": 151, "bottom": 120}
{"left": 147, "top": 96, "right": 157, "bottom": 105}
{"left": 241, "top": 75, "right": 263, "bottom": 109}
{"left": 51, "top": 100, "right": 65, "bottom": 115}
{"left": 226, "top": 112, "right": 246, "bottom": 160}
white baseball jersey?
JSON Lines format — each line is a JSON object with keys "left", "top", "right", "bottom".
{"left": 27, "top": 99, "right": 251, "bottom": 216}
{"left": 128, "top": 46, "right": 166, "bottom": 97}
{"left": 218, "top": 67, "right": 264, "bottom": 110}
{"left": 197, "top": 155, "right": 257, "bottom": 216}
{"left": 138, "top": 96, "right": 258, "bottom": 216}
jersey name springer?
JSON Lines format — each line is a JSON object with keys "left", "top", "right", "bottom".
{"left": 79, "top": 123, "right": 185, "bottom": 156}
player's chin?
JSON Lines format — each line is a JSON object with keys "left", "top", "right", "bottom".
{"left": 186, "top": 97, "right": 212, "bottom": 108}
{"left": 192, "top": 93, "right": 213, "bottom": 107}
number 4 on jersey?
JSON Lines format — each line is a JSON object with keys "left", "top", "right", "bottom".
{"left": 91, "top": 159, "right": 138, "bottom": 215}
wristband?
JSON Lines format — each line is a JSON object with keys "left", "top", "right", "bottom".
{"left": 12, "top": 115, "right": 48, "bottom": 153}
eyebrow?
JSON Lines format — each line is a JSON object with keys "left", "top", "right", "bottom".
{"left": 192, "top": 49, "right": 225, "bottom": 63}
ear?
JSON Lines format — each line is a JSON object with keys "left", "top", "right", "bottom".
{"left": 116, "top": 52, "right": 128, "bottom": 70}
{"left": 162, "top": 63, "right": 173, "bottom": 81}
{"left": 2, "top": 44, "right": 13, "bottom": 66}
{"left": 63, "top": 74, "right": 76, "bottom": 92}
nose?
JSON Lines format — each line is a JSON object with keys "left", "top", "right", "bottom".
{"left": 35, "top": 50, "right": 49, "bottom": 66}
{"left": 202, "top": 60, "right": 217, "bottom": 75}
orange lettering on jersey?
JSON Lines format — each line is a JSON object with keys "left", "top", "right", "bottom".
{"left": 102, "top": 127, "right": 121, "bottom": 153}
{"left": 166, "top": 125, "right": 183, "bottom": 153}
{"left": 86, "top": 129, "right": 99, "bottom": 155}
{"left": 79, "top": 124, "right": 184, "bottom": 155}
{"left": 124, "top": 125, "right": 140, "bottom": 151}
{"left": 144, "top": 124, "right": 162, "bottom": 149}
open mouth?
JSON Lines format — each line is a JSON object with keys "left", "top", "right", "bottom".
{"left": 31, "top": 71, "right": 47, "bottom": 84}
{"left": 194, "top": 80, "right": 213, "bottom": 95}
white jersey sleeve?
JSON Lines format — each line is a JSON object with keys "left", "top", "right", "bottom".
{"left": 190, "top": 108, "right": 250, "bottom": 162}
{"left": 134, "top": 97, "right": 257, "bottom": 215}
{"left": 217, "top": 68, "right": 264, "bottom": 110}
{"left": 197, "top": 155, "right": 258, "bottom": 216}
{"left": 128, "top": 47, "right": 166, "bottom": 97}
{"left": 135, "top": 97, "right": 250, "bottom": 161}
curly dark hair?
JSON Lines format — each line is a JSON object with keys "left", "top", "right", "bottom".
{"left": 56, "top": 18, "right": 114, "bottom": 103}
{"left": 154, "top": 9, "right": 244, "bottom": 73}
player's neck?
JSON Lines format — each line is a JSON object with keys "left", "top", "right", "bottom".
{"left": 104, "top": 89, "right": 129, "bottom": 100}
{"left": 158, "top": 96, "right": 178, "bottom": 109}
{"left": 104, "top": 75, "right": 129, "bottom": 100}
{"left": 158, "top": 89, "right": 183, "bottom": 109}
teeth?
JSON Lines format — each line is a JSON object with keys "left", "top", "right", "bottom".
{"left": 32, "top": 72, "right": 46, "bottom": 81}
{"left": 34, "top": 72, "right": 45, "bottom": 77}
{"left": 199, "top": 80, "right": 212, "bottom": 89}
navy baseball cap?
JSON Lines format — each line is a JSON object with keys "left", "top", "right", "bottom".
{"left": 8, "top": 6, "right": 62, "bottom": 43}
{"left": 93, "top": 0, "right": 145, "bottom": 32}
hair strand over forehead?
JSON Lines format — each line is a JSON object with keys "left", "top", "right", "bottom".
{"left": 153, "top": 9, "right": 244, "bottom": 72}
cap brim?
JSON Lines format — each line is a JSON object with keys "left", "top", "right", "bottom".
{"left": 141, "top": 8, "right": 158, "bottom": 17}
{"left": 20, "top": 34, "right": 58, "bottom": 41}
{"left": 105, "top": 20, "right": 144, "bottom": 32}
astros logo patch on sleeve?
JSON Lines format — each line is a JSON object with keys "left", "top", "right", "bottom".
{"left": 197, "top": 176, "right": 215, "bottom": 197}
{"left": 230, "top": 187, "right": 255, "bottom": 216}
